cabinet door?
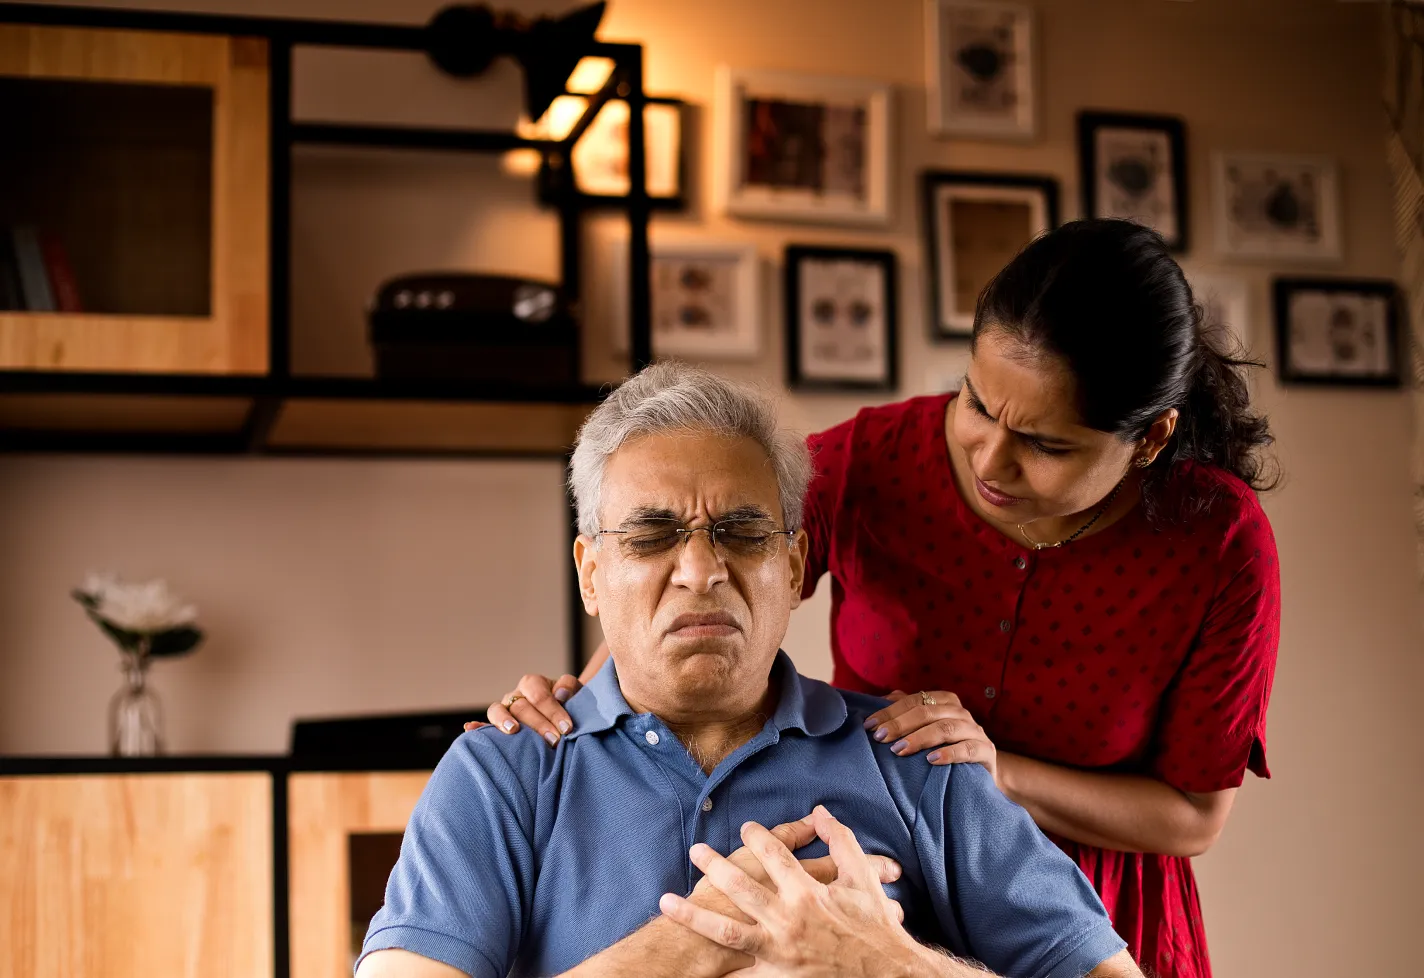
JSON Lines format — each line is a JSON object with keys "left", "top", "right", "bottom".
{"left": 0, "top": 24, "right": 269, "bottom": 374}
{"left": 288, "top": 771, "right": 432, "bottom": 978}
{"left": 0, "top": 772, "right": 275, "bottom": 978}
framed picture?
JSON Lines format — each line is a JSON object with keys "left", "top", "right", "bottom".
{"left": 1078, "top": 111, "right": 1188, "bottom": 251}
{"left": 1186, "top": 270, "right": 1252, "bottom": 354}
{"left": 1214, "top": 153, "right": 1342, "bottom": 261}
{"left": 925, "top": 0, "right": 1036, "bottom": 140}
{"left": 536, "top": 95, "right": 687, "bottom": 210}
{"left": 611, "top": 239, "right": 761, "bottom": 359}
{"left": 921, "top": 170, "right": 1059, "bottom": 339}
{"left": 784, "top": 245, "right": 898, "bottom": 391}
{"left": 714, "top": 66, "right": 893, "bottom": 226}
{"left": 1273, "top": 277, "right": 1399, "bottom": 387}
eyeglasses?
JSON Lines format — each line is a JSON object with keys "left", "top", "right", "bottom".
{"left": 596, "top": 518, "right": 794, "bottom": 561}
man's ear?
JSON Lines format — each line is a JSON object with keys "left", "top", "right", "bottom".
{"left": 787, "top": 528, "right": 809, "bottom": 610}
{"left": 572, "top": 535, "right": 600, "bottom": 617}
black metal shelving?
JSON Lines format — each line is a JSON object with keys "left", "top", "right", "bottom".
{"left": 0, "top": 1, "right": 656, "bottom": 458}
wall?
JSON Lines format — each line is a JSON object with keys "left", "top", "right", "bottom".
{"left": 2, "top": 1, "right": 1421, "bottom": 977}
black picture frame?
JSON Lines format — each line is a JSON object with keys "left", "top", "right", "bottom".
{"left": 1272, "top": 277, "right": 1402, "bottom": 388}
{"left": 920, "top": 170, "right": 1059, "bottom": 341}
{"left": 537, "top": 96, "right": 690, "bottom": 212}
{"left": 1077, "top": 110, "right": 1188, "bottom": 252}
{"left": 784, "top": 245, "right": 898, "bottom": 392}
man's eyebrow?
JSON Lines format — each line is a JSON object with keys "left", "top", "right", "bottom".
{"left": 624, "top": 507, "right": 679, "bottom": 522}
{"left": 716, "top": 504, "right": 775, "bottom": 522}
{"left": 961, "top": 377, "right": 1077, "bottom": 448}
{"left": 620, "top": 504, "right": 774, "bottom": 523}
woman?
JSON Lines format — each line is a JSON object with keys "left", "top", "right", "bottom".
{"left": 484, "top": 219, "right": 1280, "bottom": 978}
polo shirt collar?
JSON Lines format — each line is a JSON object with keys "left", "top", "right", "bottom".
{"left": 565, "top": 649, "right": 848, "bottom": 740}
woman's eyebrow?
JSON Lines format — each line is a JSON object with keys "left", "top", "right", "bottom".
{"left": 962, "top": 377, "right": 1076, "bottom": 447}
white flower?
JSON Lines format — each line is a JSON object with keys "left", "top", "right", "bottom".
{"left": 79, "top": 573, "right": 198, "bottom": 634}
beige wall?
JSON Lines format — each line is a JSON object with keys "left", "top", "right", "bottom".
{"left": 2, "top": 1, "right": 1421, "bottom": 976}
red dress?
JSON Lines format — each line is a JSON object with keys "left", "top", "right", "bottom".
{"left": 801, "top": 394, "right": 1279, "bottom": 978}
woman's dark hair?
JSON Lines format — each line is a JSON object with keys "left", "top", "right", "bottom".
{"left": 973, "top": 218, "right": 1277, "bottom": 521}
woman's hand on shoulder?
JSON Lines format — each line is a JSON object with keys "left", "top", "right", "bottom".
{"left": 466, "top": 673, "right": 583, "bottom": 746}
{"left": 863, "top": 690, "right": 1000, "bottom": 786}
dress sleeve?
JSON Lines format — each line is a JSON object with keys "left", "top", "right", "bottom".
{"left": 915, "top": 763, "right": 1127, "bottom": 978}
{"left": 355, "top": 731, "right": 538, "bottom": 978}
{"left": 800, "top": 419, "right": 855, "bottom": 600}
{"left": 1149, "top": 501, "right": 1281, "bottom": 793}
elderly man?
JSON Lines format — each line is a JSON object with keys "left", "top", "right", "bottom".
{"left": 356, "top": 363, "right": 1141, "bottom": 978}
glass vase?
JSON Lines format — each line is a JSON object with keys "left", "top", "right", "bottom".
{"left": 109, "top": 647, "right": 164, "bottom": 757}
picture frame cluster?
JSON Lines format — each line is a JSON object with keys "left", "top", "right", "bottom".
{"left": 588, "top": 0, "right": 1402, "bottom": 391}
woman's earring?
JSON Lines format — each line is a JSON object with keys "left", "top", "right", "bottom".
{"left": 1135, "top": 456, "right": 1153, "bottom": 468}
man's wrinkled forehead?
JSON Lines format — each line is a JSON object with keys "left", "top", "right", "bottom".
{"left": 600, "top": 431, "right": 782, "bottom": 525}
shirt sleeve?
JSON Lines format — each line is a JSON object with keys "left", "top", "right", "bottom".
{"left": 801, "top": 419, "right": 856, "bottom": 600}
{"left": 1149, "top": 501, "right": 1281, "bottom": 793}
{"left": 355, "top": 731, "right": 538, "bottom": 978}
{"left": 915, "top": 763, "right": 1127, "bottom": 978}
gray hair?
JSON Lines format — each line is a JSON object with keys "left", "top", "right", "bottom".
{"left": 569, "top": 362, "right": 813, "bottom": 537}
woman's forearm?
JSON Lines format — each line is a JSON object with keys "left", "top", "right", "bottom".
{"left": 997, "top": 752, "right": 1234, "bottom": 858}
{"left": 578, "top": 640, "right": 611, "bottom": 685}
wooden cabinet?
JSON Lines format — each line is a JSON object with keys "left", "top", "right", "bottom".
{"left": 0, "top": 772, "right": 274, "bottom": 978}
{"left": 287, "top": 771, "right": 430, "bottom": 978}
{"left": 0, "top": 23, "right": 269, "bottom": 375}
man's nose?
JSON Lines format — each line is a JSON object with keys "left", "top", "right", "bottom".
{"left": 670, "top": 529, "right": 728, "bottom": 593}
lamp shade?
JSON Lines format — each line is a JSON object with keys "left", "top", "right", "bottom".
{"left": 425, "top": 2, "right": 608, "bottom": 122}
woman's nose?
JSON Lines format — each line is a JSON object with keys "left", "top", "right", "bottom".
{"left": 975, "top": 428, "right": 1018, "bottom": 483}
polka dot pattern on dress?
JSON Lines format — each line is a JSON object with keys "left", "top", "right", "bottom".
{"left": 800, "top": 393, "right": 1281, "bottom": 978}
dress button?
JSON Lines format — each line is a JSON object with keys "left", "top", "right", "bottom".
{"left": 984, "top": 686, "right": 997, "bottom": 699}
{"left": 701, "top": 797, "right": 714, "bottom": 813}
{"left": 999, "top": 619, "right": 1012, "bottom": 633}
{"left": 644, "top": 730, "right": 660, "bottom": 746}
{"left": 1014, "top": 556, "right": 1027, "bottom": 570}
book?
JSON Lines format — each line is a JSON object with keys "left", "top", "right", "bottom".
{"left": 39, "top": 232, "right": 82, "bottom": 312}
{"left": 11, "top": 225, "right": 55, "bottom": 311}
{"left": 0, "top": 226, "right": 22, "bottom": 311}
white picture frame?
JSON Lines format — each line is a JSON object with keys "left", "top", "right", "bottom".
{"left": 925, "top": 0, "right": 1036, "bottom": 140}
{"left": 1213, "top": 152, "right": 1342, "bottom": 262}
{"left": 611, "top": 238, "right": 762, "bottom": 359}
{"left": 713, "top": 66, "right": 893, "bottom": 226}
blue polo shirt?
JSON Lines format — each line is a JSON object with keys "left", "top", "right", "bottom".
{"left": 359, "top": 653, "right": 1126, "bottom": 978}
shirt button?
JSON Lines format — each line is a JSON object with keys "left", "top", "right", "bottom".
{"left": 999, "top": 619, "right": 1012, "bottom": 633}
{"left": 701, "top": 797, "right": 714, "bottom": 813}
{"left": 1014, "top": 556, "right": 1027, "bottom": 570}
{"left": 985, "top": 686, "right": 997, "bottom": 699}
{"left": 644, "top": 730, "right": 660, "bottom": 746}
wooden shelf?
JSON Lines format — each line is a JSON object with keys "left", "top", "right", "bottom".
{"left": 0, "top": 371, "right": 605, "bottom": 456}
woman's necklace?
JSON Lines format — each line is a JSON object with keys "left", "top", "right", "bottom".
{"left": 1016, "top": 476, "right": 1128, "bottom": 551}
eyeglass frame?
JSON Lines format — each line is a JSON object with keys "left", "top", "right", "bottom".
{"left": 593, "top": 516, "right": 797, "bottom": 561}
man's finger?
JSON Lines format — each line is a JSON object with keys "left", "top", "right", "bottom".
{"left": 767, "top": 815, "right": 817, "bottom": 852}
{"left": 811, "top": 806, "right": 881, "bottom": 893}
{"left": 658, "top": 892, "right": 762, "bottom": 955}
{"left": 797, "top": 854, "right": 901, "bottom": 886}
{"left": 689, "top": 842, "right": 776, "bottom": 919}
{"left": 738, "top": 821, "right": 812, "bottom": 898}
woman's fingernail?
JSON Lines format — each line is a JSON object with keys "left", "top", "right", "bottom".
{"left": 501, "top": 720, "right": 515, "bottom": 732}
{"left": 554, "top": 688, "right": 571, "bottom": 702}
{"left": 873, "top": 726, "right": 889, "bottom": 742}
{"left": 558, "top": 719, "right": 571, "bottom": 734}
{"left": 891, "top": 739, "right": 908, "bottom": 754}
{"left": 862, "top": 716, "right": 878, "bottom": 729}
{"left": 544, "top": 732, "right": 558, "bottom": 747}
{"left": 927, "top": 751, "right": 941, "bottom": 763}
